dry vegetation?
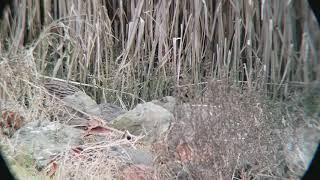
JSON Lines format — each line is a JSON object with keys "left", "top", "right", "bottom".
{"left": 155, "top": 82, "right": 287, "bottom": 179}
{"left": 1, "top": 0, "right": 319, "bottom": 103}
{"left": 0, "top": 0, "right": 319, "bottom": 179}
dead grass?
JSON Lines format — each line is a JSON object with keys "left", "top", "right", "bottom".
{"left": 1, "top": 0, "right": 319, "bottom": 105}
{"left": 0, "top": 0, "right": 319, "bottom": 179}
{"left": 154, "top": 82, "right": 291, "bottom": 179}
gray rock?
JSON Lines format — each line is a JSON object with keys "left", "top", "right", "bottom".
{"left": 44, "top": 80, "right": 99, "bottom": 117}
{"left": 98, "top": 103, "right": 127, "bottom": 122}
{"left": 124, "top": 147, "right": 154, "bottom": 165}
{"left": 44, "top": 80, "right": 126, "bottom": 123}
{"left": 62, "top": 92, "right": 126, "bottom": 124}
{"left": 152, "top": 96, "right": 177, "bottom": 113}
{"left": 111, "top": 102, "right": 173, "bottom": 143}
{"left": 283, "top": 126, "right": 320, "bottom": 176}
{"left": 63, "top": 91, "right": 100, "bottom": 115}
{"left": 110, "top": 146, "right": 153, "bottom": 165}
{"left": 11, "top": 120, "right": 84, "bottom": 170}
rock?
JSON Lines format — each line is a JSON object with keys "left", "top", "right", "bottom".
{"left": 63, "top": 91, "right": 100, "bottom": 116}
{"left": 152, "top": 96, "right": 177, "bottom": 113}
{"left": 98, "top": 103, "right": 127, "bottom": 122}
{"left": 125, "top": 148, "right": 153, "bottom": 165}
{"left": 111, "top": 102, "right": 173, "bottom": 142}
{"left": 44, "top": 80, "right": 98, "bottom": 114}
{"left": 110, "top": 146, "right": 154, "bottom": 166}
{"left": 283, "top": 126, "right": 320, "bottom": 176}
{"left": 62, "top": 92, "right": 126, "bottom": 124}
{"left": 44, "top": 80, "right": 126, "bottom": 123}
{"left": 11, "top": 120, "right": 84, "bottom": 170}
{"left": 61, "top": 91, "right": 126, "bottom": 123}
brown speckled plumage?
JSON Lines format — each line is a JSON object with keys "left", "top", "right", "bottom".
{"left": 44, "top": 80, "right": 81, "bottom": 99}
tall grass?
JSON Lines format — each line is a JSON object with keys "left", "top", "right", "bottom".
{"left": 0, "top": 0, "right": 319, "bottom": 107}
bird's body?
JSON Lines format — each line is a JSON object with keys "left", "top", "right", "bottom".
{"left": 44, "top": 80, "right": 81, "bottom": 99}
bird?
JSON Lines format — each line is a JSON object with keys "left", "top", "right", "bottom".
{"left": 44, "top": 80, "right": 81, "bottom": 99}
